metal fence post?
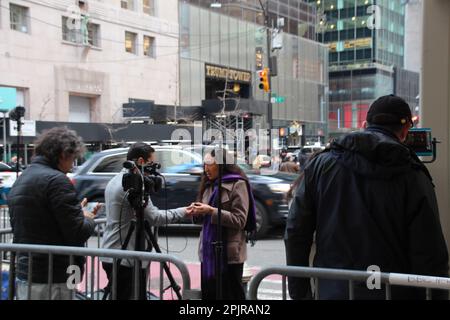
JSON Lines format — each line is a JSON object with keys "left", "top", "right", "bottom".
{"left": 47, "top": 253, "right": 53, "bottom": 300}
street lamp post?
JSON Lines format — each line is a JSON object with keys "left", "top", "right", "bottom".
{"left": 210, "top": 0, "right": 274, "bottom": 155}
{"left": 258, "top": 0, "right": 273, "bottom": 154}
{"left": 0, "top": 108, "right": 7, "bottom": 164}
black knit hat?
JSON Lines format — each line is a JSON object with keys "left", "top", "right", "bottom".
{"left": 366, "top": 95, "right": 412, "bottom": 126}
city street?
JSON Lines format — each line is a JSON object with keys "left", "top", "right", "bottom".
{"left": 2, "top": 0, "right": 450, "bottom": 304}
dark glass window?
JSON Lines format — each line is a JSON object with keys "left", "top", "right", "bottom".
{"left": 93, "top": 154, "right": 126, "bottom": 173}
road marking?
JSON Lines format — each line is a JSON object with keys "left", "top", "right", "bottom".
{"left": 256, "top": 288, "right": 284, "bottom": 295}
{"left": 261, "top": 279, "right": 283, "bottom": 285}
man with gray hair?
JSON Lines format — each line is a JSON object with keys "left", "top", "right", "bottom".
{"left": 8, "top": 127, "right": 101, "bottom": 300}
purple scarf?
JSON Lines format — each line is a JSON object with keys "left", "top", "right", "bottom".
{"left": 201, "top": 174, "right": 257, "bottom": 281}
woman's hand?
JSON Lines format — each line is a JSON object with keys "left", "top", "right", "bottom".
{"left": 191, "top": 202, "right": 214, "bottom": 216}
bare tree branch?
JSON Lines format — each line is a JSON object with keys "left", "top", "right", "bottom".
{"left": 38, "top": 95, "right": 52, "bottom": 120}
{"left": 97, "top": 102, "right": 131, "bottom": 143}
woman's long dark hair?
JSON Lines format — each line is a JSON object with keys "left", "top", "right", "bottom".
{"left": 197, "top": 148, "right": 249, "bottom": 202}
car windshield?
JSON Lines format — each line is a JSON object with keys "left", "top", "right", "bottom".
{"left": 157, "top": 149, "right": 202, "bottom": 173}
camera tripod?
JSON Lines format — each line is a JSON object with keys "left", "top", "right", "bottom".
{"left": 102, "top": 200, "right": 182, "bottom": 300}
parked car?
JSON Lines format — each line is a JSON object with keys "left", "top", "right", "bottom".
{"left": 71, "top": 146, "right": 298, "bottom": 238}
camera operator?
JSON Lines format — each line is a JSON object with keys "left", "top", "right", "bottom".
{"left": 101, "top": 143, "right": 190, "bottom": 300}
{"left": 8, "top": 127, "right": 100, "bottom": 300}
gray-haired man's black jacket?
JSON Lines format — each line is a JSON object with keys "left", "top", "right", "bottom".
{"left": 285, "top": 127, "right": 449, "bottom": 299}
{"left": 8, "top": 156, "right": 95, "bottom": 283}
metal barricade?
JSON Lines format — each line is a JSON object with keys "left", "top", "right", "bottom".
{"left": 0, "top": 218, "right": 200, "bottom": 301}
{"left": 247, "top": 266, "right": 450, "bottom": 300}
{"left": 0, "top": 243, "right": 193, "bottom": 300}
{"left": 0, "top": 206, "right": 11, "bottom": 245}
{"left": 0, "top": 206, "right": 8, "bottom": 229}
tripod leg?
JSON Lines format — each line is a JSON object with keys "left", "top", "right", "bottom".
{"left": 143, "top": 221, "right": 182, "bottom": 300}
{"left": 104, "top": 221, "right": 136, "bottom": 300}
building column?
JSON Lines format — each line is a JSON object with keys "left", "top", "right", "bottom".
{"left": 421, "top": 0, "right": 450, "bottom": 250}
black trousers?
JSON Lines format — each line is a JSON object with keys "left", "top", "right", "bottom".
{"left": 102, "top": 262, "right": 147, "bottom": 300}
{"left": 201, "top": 263, "right": 245, "bottom": 300}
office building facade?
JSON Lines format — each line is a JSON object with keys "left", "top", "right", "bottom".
{"left": 179, "top": 0, "right": 329, "bottom": 146}
{"left": 307, "top": 0, "right": 419, "bottom": 134}
{"left": 0, "top": 0, "right": 179, "bottom": 123}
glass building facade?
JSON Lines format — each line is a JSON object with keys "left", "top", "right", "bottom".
{"left": 179, "top": 1, "right": 329, "bottom": 144}
{"left": 310, "top": 0, "right": 405, "bottom": 68}
{"left": 307, "top": 0, "right": 418, "bottom": 134}
{"left": 328, "top": 66, "right": 393, "bottom": 131}
{"left": 184, "top": 0, "right": 317, "bottom": 39}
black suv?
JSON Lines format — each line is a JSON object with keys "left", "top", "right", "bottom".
{"left": 71, "top": 146, "right": 297, "bottom": 237}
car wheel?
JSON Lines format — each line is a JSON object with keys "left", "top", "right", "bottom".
{"left": 254, "top": 200, "right": 270, "bottom": 239}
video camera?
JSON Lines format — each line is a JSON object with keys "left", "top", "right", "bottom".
{"left": 122, "top": 160, "right": 163, "bottom": 208}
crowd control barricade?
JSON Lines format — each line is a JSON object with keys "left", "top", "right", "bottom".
{"left": 0, "top": 227, "right": 12, "bottom": 244}
{"left": 0, "top": 217, "right": 107, "bottom": 298}
{"left": 0, "top": 206, "right": 8, "bottom": 228}
{"left": 0, "top": 242, "right": 193, "bottom": 300}
{"left": 0, "top": 206, "right": 11, "bottom": 245}
{"left": 247, "top": 266, "right": 450, "bottom": 300}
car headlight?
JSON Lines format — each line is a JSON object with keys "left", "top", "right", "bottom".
{"left": 268, "top": 183, "right": 291, "bottom": 193}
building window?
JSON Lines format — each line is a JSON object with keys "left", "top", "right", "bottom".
{"left": 62, "top": 16, "right": 78, "bottom": 43}
{"left": 10, "top": 3, "right": 29, "bottom": 33}
{"left": 125, "top": 31, "right": 137, "bottom": 54}
{"left": 121, "top": 0, "right": 134, "bottom": 11}
{"left": 69, "top": 95, "right": 92, "bottom": 123}
{"left": 143, "top": 35, "right": 155, "bottom": 58}
{"left": 143, "top": 0, "right": 155, "bottom": 16}
{"left": 62, "top": 17, "right": 101, "bottom": 47}
{"left": 87, "top": 23, "right": 101, "bottom": 47}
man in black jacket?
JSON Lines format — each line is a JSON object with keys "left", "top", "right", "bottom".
{"left": 285, "top": 95, "right": 449, "bottom": 299}
{"left": 8, "top": 127, "right": 100, "bottom": 299}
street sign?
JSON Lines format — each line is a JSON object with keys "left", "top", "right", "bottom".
{"left": 271, "top": 96, "right": 285, "bottom": 103}
{"left": 9, "top": 120, "right": 36, "bottom": 137}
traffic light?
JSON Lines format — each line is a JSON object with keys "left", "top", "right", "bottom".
{"left": 258, "top": 67, "right": 270, "bottom": 93}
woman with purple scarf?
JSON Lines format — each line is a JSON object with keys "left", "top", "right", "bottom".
{"left": 186, "top": 148, "right": 256, "bottom": 300}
